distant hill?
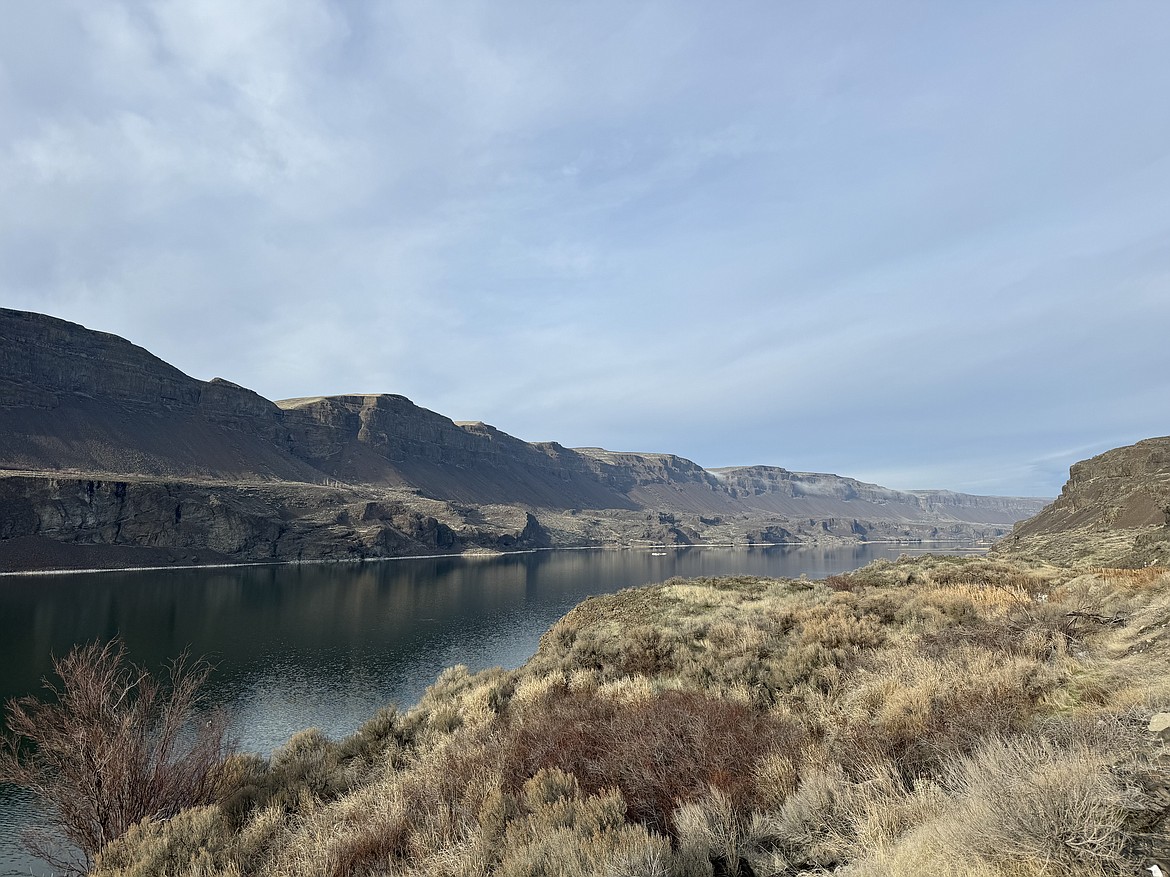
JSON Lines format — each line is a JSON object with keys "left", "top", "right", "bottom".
{"left": 0, "top": 308, "right": 1049, "bottom": 571}
{"left": 995, "top": 436, "right": 1170, "bottom": 567}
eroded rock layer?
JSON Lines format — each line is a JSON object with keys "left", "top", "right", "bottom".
{"left": 0, "top": 308, "right": 1050, "bottom": 571}
{"left": 995, "top": 436, "right": 1170, "bottom": 567}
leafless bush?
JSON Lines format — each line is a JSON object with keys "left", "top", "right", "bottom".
{"left": 500, "top": 689, "right": 805, "bottom": 836}
{"left": 824, "top": 574, "right": 858, "bottom": 593}
{"left": 0, "top": 638, "right": 232, "bottom": 874}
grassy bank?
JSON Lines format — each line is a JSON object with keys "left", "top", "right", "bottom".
{"left": 93, "top": 555, "right": 1170, "bottom": 876}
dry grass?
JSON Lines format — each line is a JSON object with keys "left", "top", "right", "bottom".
{"left": 91, "top": 556, "right": 1170, "bottom": 877}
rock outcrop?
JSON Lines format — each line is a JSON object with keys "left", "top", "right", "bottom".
{"left": 0, "top": 475, "right": 551, "bottom": 570}
{"left": 994, "top": 436, "right": 1170, "bottom": 567}
{"left": 0, "top": 308, "right": 1051, "bottom": 572}
{"left": 277, "top": 395, "right": 639, "bottom": 509}
{"left": 709, "top": 466, "right": 1043, "bottom": 525}
{"left": 0, "top": 310, "right": 318, "bottom": 482}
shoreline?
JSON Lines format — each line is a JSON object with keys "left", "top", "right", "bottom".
{"left": 0, "top": 538, "right": 991, "bottom": 578}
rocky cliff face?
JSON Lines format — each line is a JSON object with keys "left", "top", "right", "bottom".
{"left": 994, "top": 436, "right": 1170, "bottom": 567}
{"left": 0, "top": 475, "right": 550, "bottom": 571}
{"left": 275, "top": 395, "right": 638, "bottom": 509}
{"left": 0, "top": 308, "right": 1050, "bottom": 572}
{"left": 908, "top": 489, "right": 1049, "bottom": 522}
{"left": 708, "top": 466, "right": 1046, "bottom": 525}
{"left": 0, "top": 309, "right": 282, "bottom": 426}
{"left": 0, "top": 309, "right": 319, "bottom": 481}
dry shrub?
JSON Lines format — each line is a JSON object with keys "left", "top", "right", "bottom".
{"left": 215, "top": 753, "right": 276, "bottom": 827}
{"left": 832, "top": 760, "right": 950, "bottom": 855}
{"left": 500, "top": 689, "right": 804, "bottom": 835}
{"left": 832, "top": 647, "right": 1059, "bottom": 780}
{"left": 824, "top": 574, "right": 858, "bottom": 593}
{"left": 767, "top": 733, "right": 1139, "bottom": 877}
{"left": 1052, "top": 568, "right": 1170, "bottom": 633}
{"left": 495, "top": 770, "right": 673, "bottom": 877}
{"left": 761, "top": 599, "right": 886, "bottom": 697}
{"left": 0, "top": 639, "right": 232, "bottom": 875}
{"left": 320, "top": 797, "right": 413, "bottom": 877}
{"left": 837, "top": 829, "right": 1008, "bottom": 877}
{"left": 417, "top": 731, "right": 506, "bottom": 823}
{"left": 1089, "top": 566, "right": 1169, "bottom": 589}
{"left": 673, "top": 788, "right": 750, "bottom": 876}
{"left": 532, "top": 577, "right": 780, "bottom": 684}
{"left": 618, "top": 624, "right": 681, "bottom": 676}
{"left": 841, "top": 736, "right": 1140, "bottom": 877}
{"left": 942, "top": 580, "right": 1031, "bottom": 607}
{"left": 91, "top": 805, "right": 230, "bottom": 877}
{"left": 838, "top": 555, "right": 1056, "bottom": 599}
{"left": 916, "top": 596, "right": 1071, "bottom": 662}
{"left": 543, "top": 621, "right": 691, "bottom": 683}
{"left": 211, "top": 725, "right": 365, "bottom": 839}
{"left": 268, "top": 727, "right": 350, "bottom": 802}
{"left": 751, "top": 763, "right": 858, "bottom": 871}
{"left": 791, "top": 600, "right": 886, "bottom": 653}
{"left": 752, "top": 753, "right": 799, "bottom": 811}
{"left": 95, "top": 797, "right": 285, "bottom": 877}
{"left": 259, "top": 729, "right": 494, "bottom": 877}
{"left": 418, "top": 664, "right": 516, "bottom": 720}
{"left": 939, "top": 736, "right": 1136, "bottom": 876}
{"left": 231, "top": 804, "right": 287, "bottom": 873}
{"left": 334, "top": 705, "right": 402, "bottom": 766}
{"left": 923, "top": 558, "right": 1049, "bottom": 596}
{"left": 915, "top": 620, "right": 1022, "bottom": 659}
{"left": 743, "top": 757, "right": 954, "bottom": 876}
{"left": 533, "top": 579, "right": 889, "bottom": 708}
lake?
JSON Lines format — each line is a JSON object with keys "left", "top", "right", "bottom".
{"left": 0, "top": 543, "right": 965, "bottom": 875}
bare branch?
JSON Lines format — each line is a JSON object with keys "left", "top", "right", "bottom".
{"left": 0, "top": 637, "right": 235, "bottom": 875}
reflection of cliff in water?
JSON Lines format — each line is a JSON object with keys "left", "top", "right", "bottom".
{"left": 2, "top": 545, "right": 901, "bottom": 747}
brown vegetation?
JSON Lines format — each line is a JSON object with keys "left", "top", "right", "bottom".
{"left": 498, "top": 688, "right": 804, "bottom": 834}
{"left": 75, "top": 555, "right": 1170, "bottom": 876}
{"left": 0, "top": 639, "right": 232, "bottom": 875}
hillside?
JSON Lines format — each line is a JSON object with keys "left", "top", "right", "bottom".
{"left": 994, "top": 436, "right": 1170, "bottom": 567}
{"left": 85, "top": 555, "right": 1170, "bottom": 877}
{"left": 0, "top": 308, "right": 1049, "bottom": 572}
{"left": 78, "top": 435, "right": 1170, "bottom": 875}
{"left": 5, "top": 342, "right": 1169, "bottom": 875}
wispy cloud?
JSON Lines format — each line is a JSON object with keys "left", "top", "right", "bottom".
{"left": 2, "top": 1, "right": 1168, "bottom": 496}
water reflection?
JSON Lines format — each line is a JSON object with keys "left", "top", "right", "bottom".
{"left": 0, "top": 544, "right": 959, "bottom": 875}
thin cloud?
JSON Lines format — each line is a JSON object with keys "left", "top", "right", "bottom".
{"left": 2, "top": 2, "right": 1168, "bottom": 497}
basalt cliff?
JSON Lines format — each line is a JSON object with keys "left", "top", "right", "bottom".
{"left": 0, "top": 308, "right": 1049, "bottom": 572}
{"left": 994, "top": 435, "right": 1170, "bottom": 567}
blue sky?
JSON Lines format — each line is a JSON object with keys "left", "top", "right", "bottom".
{"left": 2, "top": 1, "right": 1168, "bottom": 497}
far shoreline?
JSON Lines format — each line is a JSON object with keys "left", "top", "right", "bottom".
{"left": 0, "top": 539, "right": 991, "bottom": 578}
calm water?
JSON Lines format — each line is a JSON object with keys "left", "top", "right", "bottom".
{"left": 0, "top": 544, "right": 961, "bottom": 875}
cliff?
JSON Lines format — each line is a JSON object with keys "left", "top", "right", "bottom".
{"left": 0, "top": 308, "right": 1050, "bottom": 572}
{"left": 994, "top": 436, "right": 1170, "bottom": 567}
{"left": 709, "top": 466, "right": 1042, "bottom": 525}
{"left": 0, "top": 309, "right": 318, "bottom": 482}
{"left": 277, "top": 395, "right": 638, "bottom": 509}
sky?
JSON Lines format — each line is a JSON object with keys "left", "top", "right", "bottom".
{"left": 2, "top": 1, "right": 1168, "bottom": 497}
